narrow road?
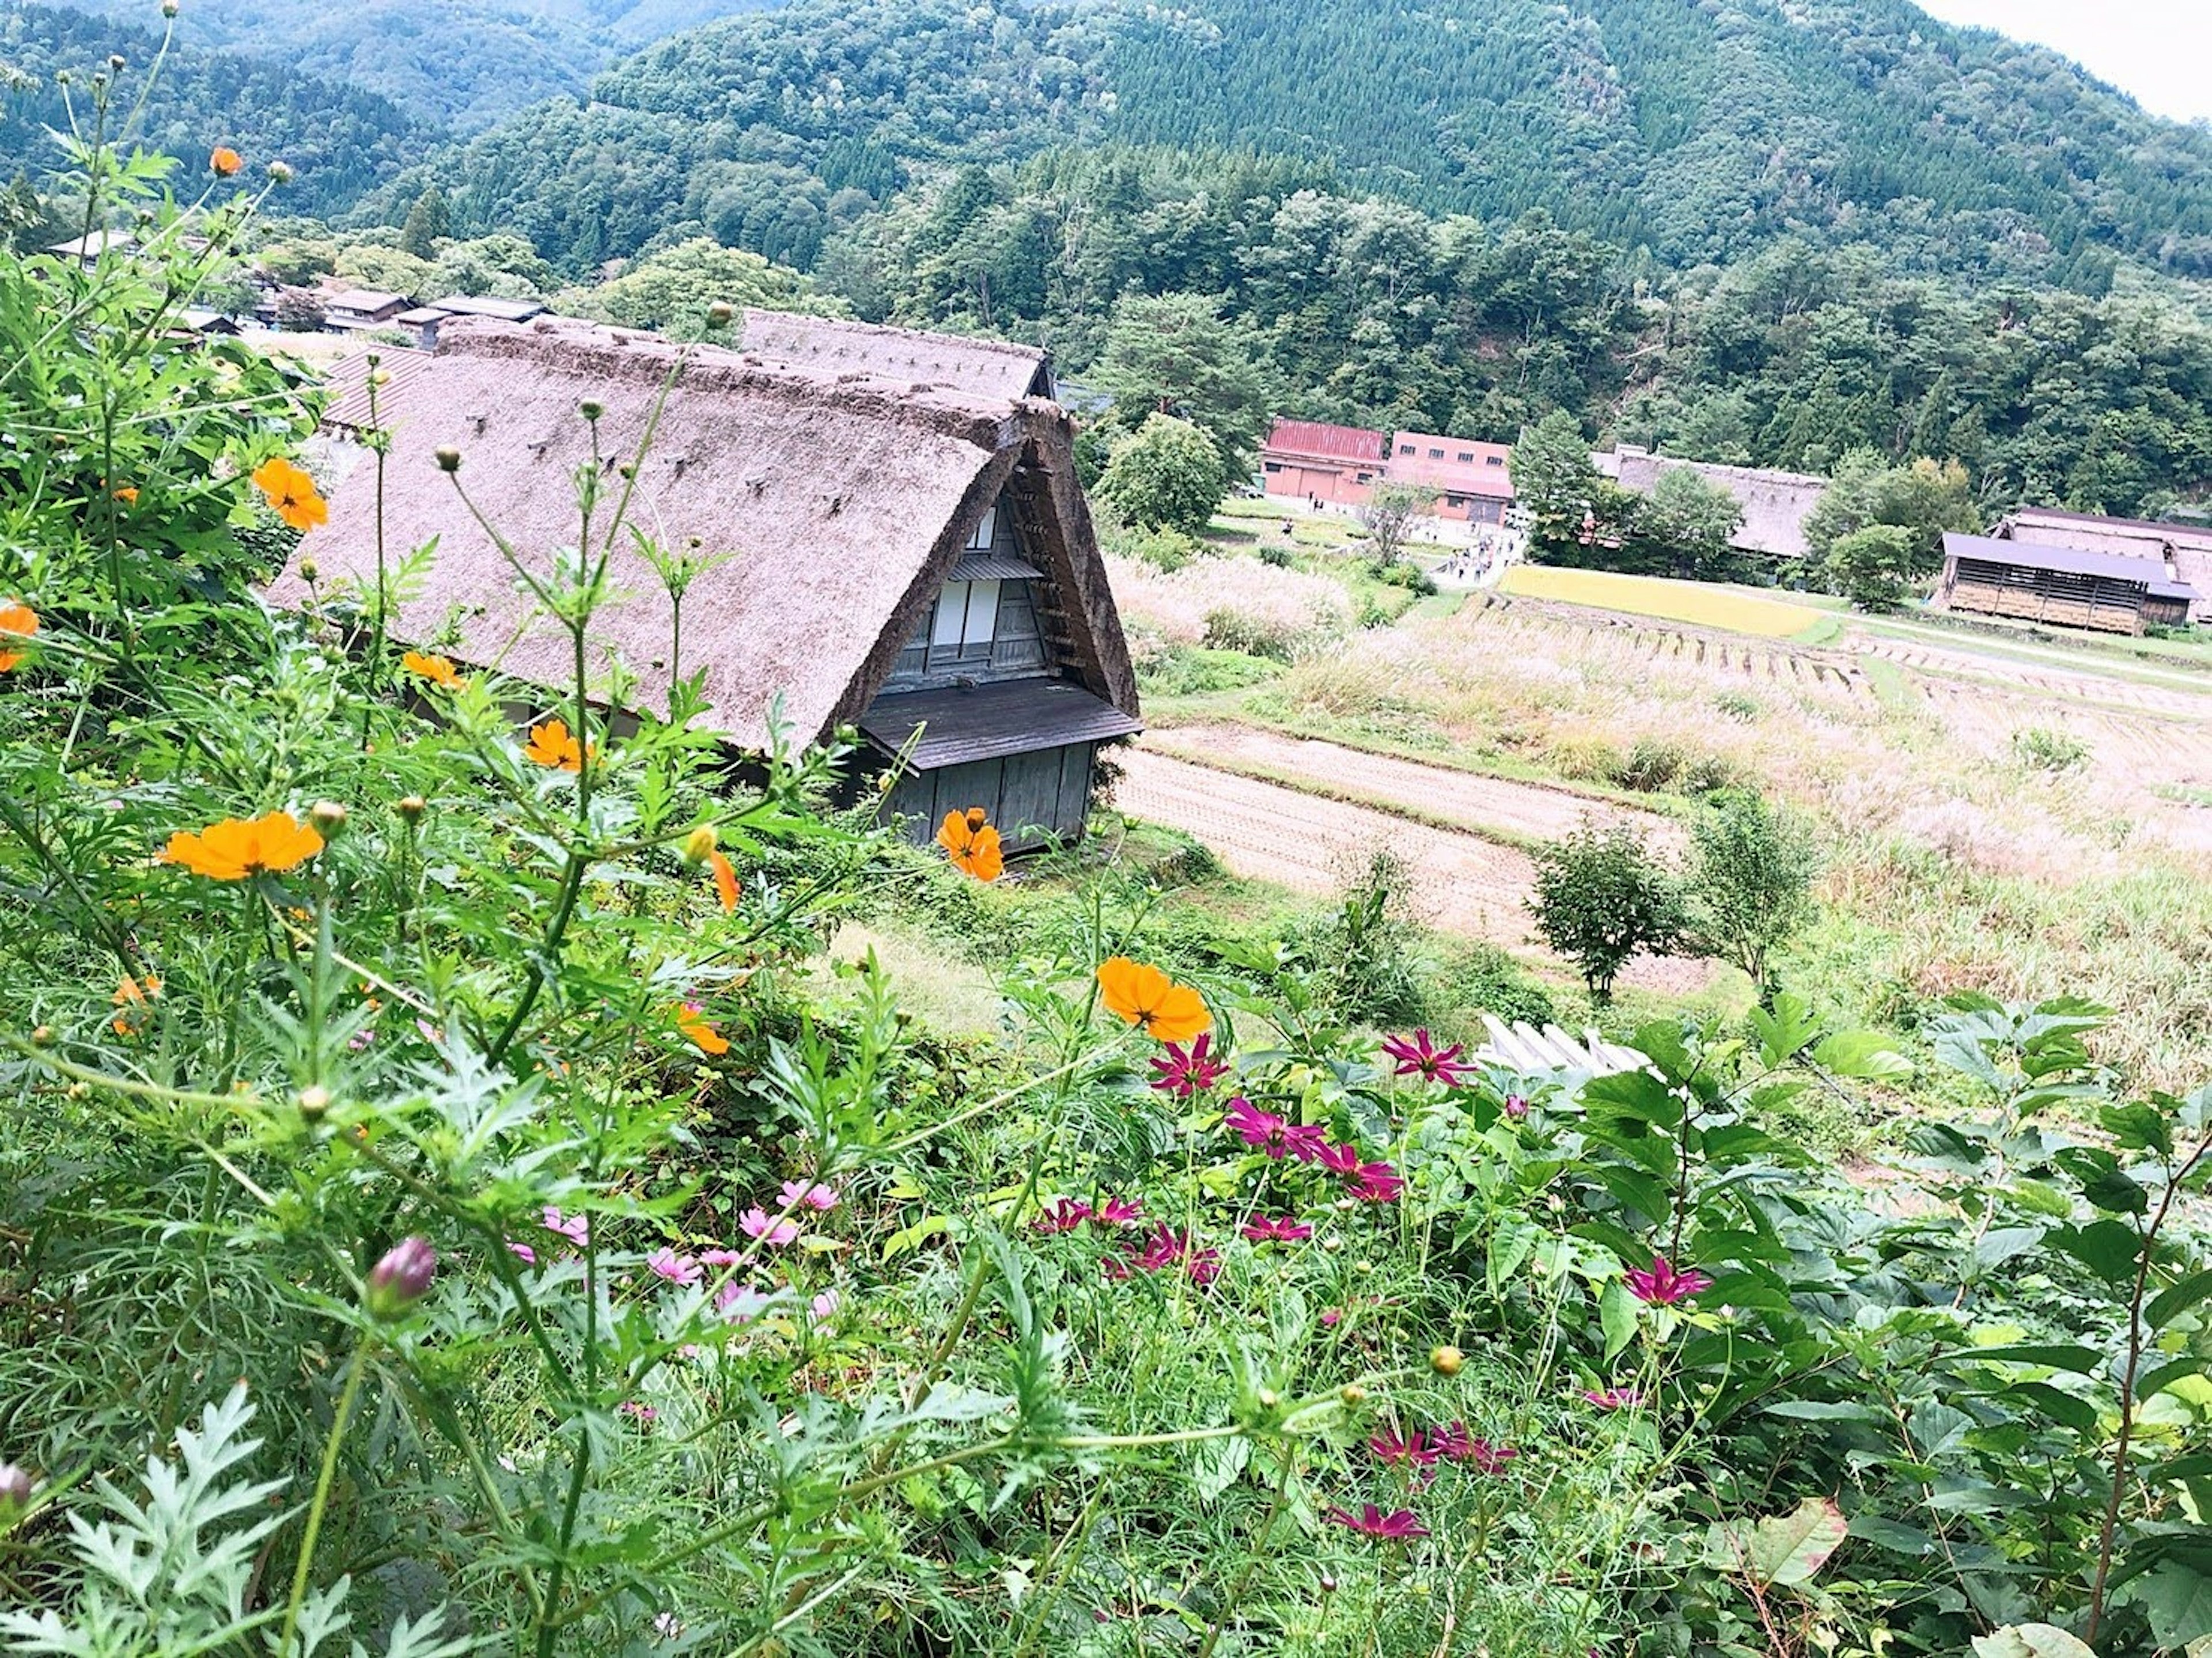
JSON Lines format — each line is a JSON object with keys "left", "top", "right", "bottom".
{"left": 1116, "top": 748, "right": 1710, "bottom": 996}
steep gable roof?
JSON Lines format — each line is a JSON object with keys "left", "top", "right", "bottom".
{"left": 740, "top": 309, "right": 1052, "bottom": 401}
{"left": 270, "top": 317, "right": 1134, "bottom": 753}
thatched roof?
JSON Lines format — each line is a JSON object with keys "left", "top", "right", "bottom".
{"left": 1601, "top": 448, "right": 1828, "bottom": 559}
{"left": 269, "top": 317, "right": 1135, "bottom": 753}
{"left": 740, "top": 309, "right": 1052, "bottom": 401}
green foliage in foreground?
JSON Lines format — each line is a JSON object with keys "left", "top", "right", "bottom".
{"left": 2, "top": 127, "right": 2210, "bottom": 1658}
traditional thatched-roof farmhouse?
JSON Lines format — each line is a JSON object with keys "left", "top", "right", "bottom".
{"left": 1594, "top": 446, "right": 1828, "bottom": 561}
{"left": 1997, "top": 508, "right": 2212, "bottom": 625}
{"left": 276, "top": 314, "right": 1141, "bottom": 851}
{"left": 740, "top": 308, "right": 1055, "bottom": 401}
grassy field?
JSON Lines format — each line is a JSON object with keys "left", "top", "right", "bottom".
{"left": 1499, "top": 564, "right": 1831, "bottom": 638}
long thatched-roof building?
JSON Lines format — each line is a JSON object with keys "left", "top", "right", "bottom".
{"left": 276, "top": 314, "right": 1140, "bottom": 851}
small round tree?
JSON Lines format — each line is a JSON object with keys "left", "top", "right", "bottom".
{"left": 1094, "top": 412, "right": 1226, "bottom": 534}
{"left": 1684, "top": 789, "right": 1818, "bottom": 1001}
{"left": 1528, "top": 820, "right": 1685, "bottom": 1002}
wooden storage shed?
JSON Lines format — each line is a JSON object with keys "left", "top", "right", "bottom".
{"left": 278, "top": 314, "right": 1141, "bottom": 853}
{"left": 1934, "top": 533, "right": 2199, "bottom": 635}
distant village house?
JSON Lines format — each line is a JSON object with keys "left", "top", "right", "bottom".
{"left": 278, "top": 313, "right": 1139, "bottom": 852}
{"left": 1386, "top": 432, "right": 1517, "bottom": 525}
{"left": 1257, "top": 420, "right": 1389, "bottom": 507}
{"left": 1594, "top": 446, "right": 1829, "bottom": 561}
{"left": 1996, "top": 508, "right": 2212, "bottom": 624}
{"left": 1934, "top": 532, "right": 2199, "bottom": 635}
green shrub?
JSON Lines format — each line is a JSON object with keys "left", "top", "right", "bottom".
{"left": 2014, "top": 724, "right": 2090, "bottom": 772}
{"left": 1528, "top": 821, "right": 1686, "bottom": 1000}
{"left": 1684, "top": 788, "right": 1819, "bottom": 999}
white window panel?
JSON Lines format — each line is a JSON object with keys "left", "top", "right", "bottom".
{"left": 931, "top": 581, "right": 970, "bottom": 649}
{"left": 962, "top": 578, "right": 1001, "bottom": 647}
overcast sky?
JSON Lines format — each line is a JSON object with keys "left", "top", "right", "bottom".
{"left": 1914, "top": 1, "right": 2212, "bottom": 122}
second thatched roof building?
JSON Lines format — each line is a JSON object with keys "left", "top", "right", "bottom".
{"left": 283, "top": 312, "right": 1140, "bottom": 851}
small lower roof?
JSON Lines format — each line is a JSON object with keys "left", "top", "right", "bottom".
{"left": 859, "top": 678, "right": 1142, "bottom": 771}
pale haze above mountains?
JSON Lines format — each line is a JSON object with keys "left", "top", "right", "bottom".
{"left": 1918, "top": 0, "right": 2212, "bottom": 122}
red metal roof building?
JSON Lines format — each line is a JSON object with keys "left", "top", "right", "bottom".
{"left": 1259, "top": 419, "right": 1389, "bottom": 507}
{"left": 1386, "top": 431, "right": 1517, "bottom": 524}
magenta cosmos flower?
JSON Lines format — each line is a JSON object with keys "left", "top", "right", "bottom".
{"left": 1316, "top": 1141, "right": 1363, "bottom": 1178}
{"left": 364, "top": 1236, "right": 436, "bottom": 1321}
{"left": 1582, "top": 1387, "right": 1646, "bottom": 1411}
{"left": 1241, "top": 1214, "right": 1313, "bottom": 1243}
{"left": 1032, "top": 1198, "right": 1092, "bottom": 1234}
{"left": 1502, "top": 1093, "right": 1530, "bottom": 1120}
{"left": 1325, "top": 1504, "right": 1429, "bottom": 1539}
{"left": 1380, "top": 1029, "right": 1474, "bottom": 1086}
{"left": 1626, "top": 1255, "right": 1712, "bottom": 1306}
{"left": 1369, "top": 1427, "right": 1442, "bottom": 1469}
{"left": 1222, "top": 1097, "right": 1325, "bottom": 1161}
{"left": 543, "top": 1206, "right": 589, "bottom": 1247}
{"left": 1093, "top": 1196, "right": 1143, "bottom": 1225}
{"left": 646, "top": 1248, "right": 700, "bottom": 1287}
{"left": 1349, "top": 1161, "right": 1404, "bottom": 1202}
{"left": 1150, "top": 1033, "right": 1230, "bottom": 1098}
{"left": 1113, "top": 1224, "right": 1221, "bottom": 1287}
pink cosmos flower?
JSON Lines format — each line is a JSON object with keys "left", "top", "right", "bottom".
{"left": 780, "top": 1179, "right": 838, "bottom": 1212}
{"left": 507, "top": 1240, "right": 538, "bottom": 1266}
{"left": 1625, "top": 1255, "right": 1711, "bottom": 1306}
{"left": 647, "top": 1248, "right": 700, "bottom": 1287}
{"left": 1092, "top": 1196, "right": 1143, "bottom": 1226}
{"left": 1380, "top": 1029, "right": 1474, "bottom": 1086}
{"left": 1319, "top": 1306, "right": 1346, "bottom": 1327}
{"left": 1150, "top": 1032, "right": 1230, "bottom": 1097}
{"left": 1583, "top": 1386, "right": 1646, "bottom": 1410}
{"left": 1221, "top": 1097, "right": 1293, "bottom": 1156}
{"left": 717, "top": 1281, "right": 768, "bottom": 1321}
{"left": 1350, "top": 1162, "right": 1405, "bottom": 1202}
{"left": 1316, "top": 1141, "right": 1363, "bottom": 1178}
{"left": 1433, "top": 1421, "right": 1518, "bottom": 1473}
{"left": 1369, "top": 1427, "right": 1442, "bottom": 1469}
{"left": 618, "top": 1401, "right": 657, "bottom": 1424}
{"left": 699, "top": 1247, "right": 746, "bottom": 1268}
{"left": 543, "top": 1206, "right": 589, "bottom": 1246}
{"left": 1033, "top": 1199, "right": 1093, "bottom": 1233}
{"left": 1502, "top": 1094, "right": 1530, "bottom": 1120}
{"left": 1466, "top": 1437, "right": 1518, "bottom": 1475}
{"left": 1241, "top": 1214, "right": 1313, "bottom": 1243}
{"left": 740, "top": 1208, "right": 798, "bottom": 1247}
{"left": 1325, "top": 1504, "right": 1429, "bottom": 1539}
{"left": 810, "top": 1289, "right": 840, "bottom": 1321}
{"left": 1431, "top": 1420, "right": 1472, "bottom": 1460}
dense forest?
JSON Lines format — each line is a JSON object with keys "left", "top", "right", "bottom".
{"left": 392, "top": 0, "right": 2212, "bottom": 284}
{"left": 0, "top": 3, "right": 430, "bottom": 217}
{"left": 51, "top": 0, "right": 788, "bottom": 127}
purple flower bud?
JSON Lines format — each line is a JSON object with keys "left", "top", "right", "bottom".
{"left": 0, "top": 1462, "right": 32, "bottom": 1519}
{"left": 364, "top": 1235, "right": 436, "bottom": 1321}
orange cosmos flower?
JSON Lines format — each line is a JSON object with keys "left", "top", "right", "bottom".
{"left": 161, "top": 810, "right": 325, "bottom": 881}
{"left": 524, "top": 718, "right": 592, "bottom": 772}
{"left": 210, "top": 146, "right": 243, "bottom": 176}
{"left": 0, "top": 602, "right": 37, "bottom": 671}
{"left": 111, "top": 973, "right": 161, "bottom": 1035}
{"left": 936, "top": 807, "right": 1004, "bottom": 882}
{"left": 676, "top": 1002, "right": 729, "bottom": 1055}
{"left": 112, "top": 485, "right": 138, "bottom": 504}
{"left": 1096, "top": 956, "right": 1211, "bottom": 1044}
{"left": 251, "top": 457, "right": 328, "bottom": 532}
{"left": 401, "top": 649, "right": 465, "bottom": 689}
{"left": 707, "top": 849, "right": 739, "bottom": 913}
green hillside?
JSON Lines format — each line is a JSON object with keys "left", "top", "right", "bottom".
{"left": 0, "top": 3, "right": 433, "bottom": 215}
{"left": 410, "top": 0, "right": 2212, "bottom": 282}
{"left": 51, "top": 0, "right": 788, "bottom": 128}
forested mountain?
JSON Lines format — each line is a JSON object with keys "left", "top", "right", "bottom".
{"left": 399, "top": 0, "right": 2212, "bottom": 283}
{"left": 51, "top": 0, "right": 787, "bottom": 128}
{"left": 0, "top": 3, "right": 431, "bottom": 215}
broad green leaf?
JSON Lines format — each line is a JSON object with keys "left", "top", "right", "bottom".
{"left": 2048, "top": 1220, "right": 2144, "bottom": 1285}
{"left": 1704, "top": 1496, "right": 1848, "bottom": 1587}
{"left": 2149, "top": 1269, "right": 2212, "bottom": 1331}
{"left": 1599, "top": 1277, "right": 1638, "bottom": 1363}
{"left": 1810, "top": 1029, "right": 1913, "bottom": 1080}
{"left": 1970, "top": 1625, "right": 2096, "bottom": 1658}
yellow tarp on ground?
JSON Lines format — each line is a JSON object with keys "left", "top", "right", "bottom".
{"left": 1499, "top": 566, "right": 1823, "bottom": 638}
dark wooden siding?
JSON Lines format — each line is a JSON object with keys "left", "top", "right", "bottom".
{"left": 882, "top": 742, "right": 1096, "bottom": 853}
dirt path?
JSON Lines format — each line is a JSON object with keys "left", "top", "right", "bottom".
{"left": 1143, "top": 724, "right": 1683, "bottom": 848}
{"left": 1116, "top": 749, "right": 1711, "bottom": 996}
